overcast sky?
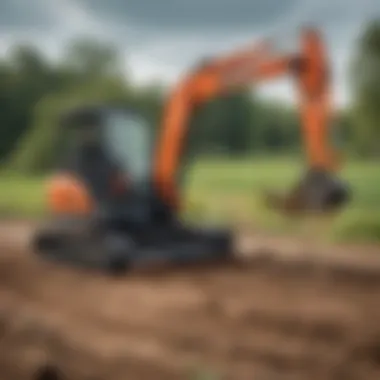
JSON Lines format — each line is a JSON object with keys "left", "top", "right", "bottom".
{"left": 0, "top": 0, "right": 379, "bottom": 107}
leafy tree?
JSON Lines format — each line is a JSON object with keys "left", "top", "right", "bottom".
{"left": 350, "top": 19, "right": 380, "bottom": 156}
{"left": 63, "top": 37, "right": 121, "bottom": 81}
{"left": 0, "top": 45, "right": 54, "bottom": 159}
{"left": 9, "top": 77, "right": 135, "bottom": 173}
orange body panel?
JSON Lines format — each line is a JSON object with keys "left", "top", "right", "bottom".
{"left": 46, "top": 173, "right": 94, "bottom": 215}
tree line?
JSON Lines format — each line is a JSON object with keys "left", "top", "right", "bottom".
{"left": 0, "top": 20, "right": 379, "bottom": 174}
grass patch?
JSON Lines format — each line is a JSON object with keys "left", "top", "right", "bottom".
{"left": 0, "top": 157, "right": 379, "bottom": 242}
{"left": 332, "top": 210, "right": 380, "bottom": 243}
{"left": 183, "top": 157, "right": 380, "bottom": 242}
{"left": 0, "top": 174, "right": 45, "bottom": 217}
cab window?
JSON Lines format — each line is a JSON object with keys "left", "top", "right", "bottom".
{"left": 104, "top": 110, "right": 152, "bottom": 184}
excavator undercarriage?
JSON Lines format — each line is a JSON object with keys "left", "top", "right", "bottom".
{"left": 34, "top": 215, "right": 233, "bottom": 275}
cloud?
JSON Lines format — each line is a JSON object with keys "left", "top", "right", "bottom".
{"left": 79, "top": 0, "right": 298, "bottom": 31}
{"left": 0, "top": 0, "right": 379, "bottom": 106}
{"left": 0, "top": 0, "right": 54, "bottom": 32}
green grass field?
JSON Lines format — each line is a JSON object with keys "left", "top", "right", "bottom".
{"left": 1, "top": 157, "right": 379, "bottom": 242}
{"left": 184, "top": 157, "right": 380, "bottom": 242}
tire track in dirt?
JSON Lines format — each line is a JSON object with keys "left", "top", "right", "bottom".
{"left": 1, "top": 221, "right": 380, "bottom": 379}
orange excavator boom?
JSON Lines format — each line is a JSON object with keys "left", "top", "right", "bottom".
{"left": 153, "top": 27, "right": 339, "bottom": 210}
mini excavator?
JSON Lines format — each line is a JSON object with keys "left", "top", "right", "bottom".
{"left": 32, "top": 27, "right": 349, "bottom": 274}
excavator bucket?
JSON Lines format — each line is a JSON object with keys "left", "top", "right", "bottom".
{"left": 265, "top": 168, "right": 350, "bottom": 216}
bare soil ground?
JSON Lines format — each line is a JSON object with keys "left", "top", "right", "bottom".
{"left": 1, "top": 220, "right": 380, "bottom": 380}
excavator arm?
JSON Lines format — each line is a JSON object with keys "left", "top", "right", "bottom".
{"left": 154, "top": 28, "right": 343, "bottom": 211}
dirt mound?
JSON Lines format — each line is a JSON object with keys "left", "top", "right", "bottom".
{"left": 1, "top": 221, "right": 380, "bottom": 380}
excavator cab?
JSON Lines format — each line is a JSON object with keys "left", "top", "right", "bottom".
{"left": 32, "top": 105, "right": 233, "bottom": 274}
{"left": 60, "top": 106, "right": 152, "bottom": 188}
{"left": 58, "top": 106, "right": 197, "bottom": 225}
